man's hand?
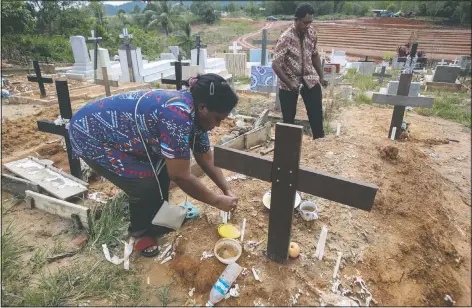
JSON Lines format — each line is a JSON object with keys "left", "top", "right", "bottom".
{"left": 320, "top": 78, "right": 328, "bottom": 88}
{"left": 214, "top": 195, "right": 238, "bottom": 212}
{"left": 224, "top": 189, "right": 237, "bottom": 199}
{"left": 288, "top": 81, "right": 299, "bottom": 92}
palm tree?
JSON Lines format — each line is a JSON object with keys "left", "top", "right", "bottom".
{"left": 145, "top": 1, "right": 176, "bottom": 37}
{"left": 177, "top": 21, "right": 193, "bottom": 59}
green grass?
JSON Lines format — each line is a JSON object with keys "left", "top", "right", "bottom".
{"left": 20, "top": 258, "right": 142, "bottom": 306}
{"left": 237, "top": 76, "right": 251, "bottom": 84}
{"left": 156, "top": 281, "right": 175, "bottom": 307}
{"left": 344, "top": 68, "right": 380, "bottom": 92}
{"left": 317, "top": 14, "right": 359, "bottom": 21}
{"left": 87, "top": 193, "right": 130, "bottom": 249}
{"left": 30, "top": 248, "right": 48, "bottom": 273}
{"left": 355, "top": 92, "right": 373, "bottom": 105}
{"left": 417, "top": 91, "right": 471, "bottom": 126}
{"left": 199, "top": 20, "right": 259, "bottom": 47}
{"left": 1, "top": 222, "right": 26, "bottom": 281}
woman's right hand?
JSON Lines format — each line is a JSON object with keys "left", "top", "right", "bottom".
{"left": 214, "top": 194, "right": 238, "bottom": 212}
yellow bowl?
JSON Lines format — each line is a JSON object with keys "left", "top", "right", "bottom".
{"left": 218, "top": 223, "right": 241, "bottom": 239}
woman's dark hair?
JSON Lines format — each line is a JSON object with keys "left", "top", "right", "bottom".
{"left": 185, "top": 73, "right": 238, "bottom": 114}
{"left": 295, "top": 3, "right": 315, "bottom": 19}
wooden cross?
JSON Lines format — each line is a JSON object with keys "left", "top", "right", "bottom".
{"left": 214, "top": 123, "right": 378, "bottom": 264}
{"left": 193, "top": 33, "right": 206, "bottom": 66}
{"left": 86, "top": 28, "right": 103, "bottom": 81}
{"left": 229, "top": 41, "right": 242, "bottom": 54}
{"left": 27, "top": 60, "right": 53, "bottom": 98}
{"left": 252, "top": 29, "right": 277, "bottom": 66}
{"left": 373, "top": 66, "right": 392, "bottom": 84}
{"left": 359, "top": 56, "right": 374, "bottom": 63}
{"left": 119, "top": 27, "right": 135, "bottom": 82}
{"left": 372, "top": 44, "right": 434, "bottom": 140}
{"left": 95, "top": 66, "right": 118, "bottom": 97}
{"left": 37, "top": 80, "right": 82, "bottom": 179}
{"left": 161, "top": 60, "right": 190, "bottom": 90}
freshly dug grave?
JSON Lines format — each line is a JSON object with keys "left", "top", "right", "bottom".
{"left": 166, "top": 104, "right": 470, "bottom": 306}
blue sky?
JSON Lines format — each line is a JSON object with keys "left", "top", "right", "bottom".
{"left": 103, "top": 1, "right": 130, "bottom": 6}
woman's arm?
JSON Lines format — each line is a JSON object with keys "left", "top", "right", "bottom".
{"left": 193, "top": 150, "right": 234, "bottom": 195}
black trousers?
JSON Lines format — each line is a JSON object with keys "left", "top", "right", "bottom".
{"left": 83, "top": 158, "right": 170, "bottom": 238}
{"left": 279, "top": 82, "right": 325, "bottom": 139}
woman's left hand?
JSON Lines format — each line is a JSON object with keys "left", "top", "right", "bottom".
{"left": 223, "top": 190, "right": 237, "bottom": 208}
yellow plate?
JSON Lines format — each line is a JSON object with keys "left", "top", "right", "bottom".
{"left": 218, "top": 224, "right": 241, "bottom": 239}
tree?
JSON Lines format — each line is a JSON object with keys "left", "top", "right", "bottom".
{"left": 117, "top": 8, "right": 126, "bottom": 16}
{"left": 177, "top": 21, "right": 193, "bottom": 58}
{"left": 342, "top": 2, "right": 354, "bottom": 14}
{"left": 190, "top": 2, "right": 219, "bottom": 24}
{"left": 145, "top": 1, "right": 177, "bottom": 36}
{"left": 227, "top": 2, "right": 237, "bottom": 12}
{"left": 1, "top": 1, "right": 35, "bottom": 36}
{"left": 386, "top": 4, "right": 397, "bottom": 12}
{"left": 132, "top": 5, "right": 141, "bottom": 14}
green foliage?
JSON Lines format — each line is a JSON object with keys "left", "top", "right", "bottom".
{"left": 344, "top": 68, "right": 379, "bottom": 91}
{"left": 386, "top": 4, "right": 397, "bottom": 12}
{"left": 383, "top": 51, "right": 394, "bottom": 61}
{"left": 355, "top": 92, "right": 373, "bottom": 105}
{"left": 190, "top": 1, "right": 220, "bottom": 24}
{"left": 1, "top": 1, "right": 35, "bottom": 35}
{"left": 417, "top": 91, "right": 471, "bottom": 126}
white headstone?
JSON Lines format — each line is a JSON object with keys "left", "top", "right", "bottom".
{"left": 437, "top": 59, "right": 448, "bottom": 66}
{"left": 168, "top": 46, "right": 179, "bottom": 58}
{"left": 357, "top": 62, "right": 375, "bottom": 75}
{"left": 388, "top": 81, "right": 421, "bottom": 96}
{"left": 65, "top": 36, "right": 94, "bottom": 80}
{"left": 330, "top": 49, "right": 347, "bottom": 67}
{"left": 191, "top": 48, "right": 208, "bottom": 69}
{"left": 160, "top": 53, "right": 176, "bottom": 60}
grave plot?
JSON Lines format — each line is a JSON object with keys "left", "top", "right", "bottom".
{"left": 163, "top": 102, "right": 471, "bottom": 306}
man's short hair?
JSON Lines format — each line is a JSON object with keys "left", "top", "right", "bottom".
{"left": 295, "top": 3, "right": 315, "bottom": 19}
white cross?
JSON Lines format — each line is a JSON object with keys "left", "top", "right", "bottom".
{"left": 119, "top": 27, "right": 133, "bottom": 40}
{"left": 229, "top": 41, "right": 242, "bottom": 54}
{"left": 88, "top": 29, "right": 102, "bottom": 41}
{"left": 438, "top": 59, "right": 448, "bottom": 65}
{"left": 452, "top": 57, "right": 459, "bottom": 65}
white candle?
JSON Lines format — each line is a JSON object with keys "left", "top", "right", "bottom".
{"left": 240, "top": 218, "right": 247, "bottom": 243}
{"left": 390, "top": 127, "right": 397, "bottom": 140}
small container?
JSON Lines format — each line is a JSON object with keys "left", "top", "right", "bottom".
{"left": 299, "top": 201, "right": 319, "bottom": 221}
{"left": 214, "top": 238, "right": 242, "bottom": 265}
{"left": 262, "top": 191, "right": 301, "bottom": 210}
{"left": 207, "top": 262, "right": 243, "bottom": 306}
{"left": 218, "top": 224, "right": 241, "bottom": 239}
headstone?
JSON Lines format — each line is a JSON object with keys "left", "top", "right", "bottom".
{"left": 388, "top": 81, "right": 421, "bottom": 96}
{"left": 224, "top": 53, "right": 247, "bottom": 78}
{"left": 160, "top": 53, "right": 177, "bottom": 60}
{"left": 89, "top": 47, "right": 121, "bottom": 80}
{"left": 168, "top": 46, "right": 179, "bottom": 58}
{"left": 392, "top": 57, "right": 405, "bottom": 70}
{"left": 251, "top": 29, "right": 276, "bottom": 66}
{"left": 437, "top": 59, "right": 448, "bottom": 66}
{"left": 191, "top": 48, "right": 208, "bottom": 69}
{"left": 86, "top": 29, "right": 103, "bottom": 80}
{"left": 119, "top": 27, "right": 135, "bottom": 82}
{"left": 182, "top": 65, "right": 202, "bottom": 80}
{"left": 346, "top": 62, "right": 361, "bottom": 70}
{"left": 27, "top": 60, "right": 53, "bottom": 97}
{"left": 193, "top": 33, "right": 207, "bottom": 66}
{"left": 357, "top": 62, "right": 375, "bottom": 75}
{"left": 433, "top": 65, "right": 461, "bottom": 83}
{"left": 250, "top": 66, "right": 276, "bottom": 91}
{"left": 65, "top": 36, "right": 94, "bottom": 80}
{"left": 330, "top": 49, "right": 347, "bottom": 67}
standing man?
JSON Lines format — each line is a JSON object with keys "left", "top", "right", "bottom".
{"left": 272, "top": 3, "right": 328, "bottom": 139}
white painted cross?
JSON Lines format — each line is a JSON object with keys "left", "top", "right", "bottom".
{"left": 119, "top": 27, "right": 133, "bottom": 43}
{"left": 229, "top": 41, "right": 242, "bottom": 54}
{"left": 452, "top": 57, "right": 459, "bottom": 65}
{"left": 438, "top": 59, "right": 448, "bottom": 65}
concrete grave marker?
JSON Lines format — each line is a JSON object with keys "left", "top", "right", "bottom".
{"left": 224, "top": 53, "right": 247, "bottom": 78}
{"left": 65, "top": 36, "right": 94, "bottom": 80}
{"left": 433, "top": 65, "right": 461, "bottom": 83}
{"left": 119, "top": 27, "right": 135, "bottom": 82}
{"left": 86, "top": 28, "right": 103, "bottom": 80}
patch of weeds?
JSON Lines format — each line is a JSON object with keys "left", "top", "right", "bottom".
{"left": 21, "top": 257, "right": 142, "bottom": 306}
{"left": 355, "top": 92, "right": 372, "bottom": 105}
{"left": 30, "top": 247, "right": 48, "bottom": 273}
{"left": 87, "top": 192, "right": 129, "bottom": 249}
{"left": 1, "top": 222, "right": 27, "bottom": 306}
{"left": 416, "top": 91, "right": 471, "bottom": 126}
{"left": 237, "top": 76, "right": 251, "bottom": 84}
{"left": 51, "top": 238, "right": 67, "bottom": 255}
{"left": 344, "top": 69, "right": 378, "bottom": 92}
{"left": 1, "top": 194, "right": 23, "bottom": 215}
{"left": 156, "top": 281, "right": 175, "bottom": 307}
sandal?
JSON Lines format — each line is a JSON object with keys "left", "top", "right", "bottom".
{"left": 181, "top": 200, "right": 199, "bottom": 219}
{"left": 135, "top": 236, "right": 160, "bottom": 257}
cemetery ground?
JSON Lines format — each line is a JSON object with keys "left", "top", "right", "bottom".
{"left": 2, "top": 77, "right": 471, "bottom": 306}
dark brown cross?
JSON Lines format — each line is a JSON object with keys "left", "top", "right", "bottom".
{"left": 27, "top": 60, "right": 53, "bottom": 98}
{"left": 193, "top": 33, "right": 207, "bottom": 66}
{"left": 95, "top": 67, "right": 118, "bottom": 97}
{"left": 252, "top": 29, "right": 277, "bottom": 66}
{"left": 372, "top": 43, "right": 434, "bottom": 140}
{"left": 161, "top": 60, "right": 190, "bottom": 90}
{"left": 373, "top": 66, "right": 392, "bottom": 84}
{"left": 37, "top": 80, "right": 82, "bottom": 179}
{"left": 119, "top": 27, "right": 136, "bottom": 82}
{"left": 214, "top": 123, "right": 379, "bottom": 264}
{"left": 86, "top": 28, "right": 103, "bottom": 81}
